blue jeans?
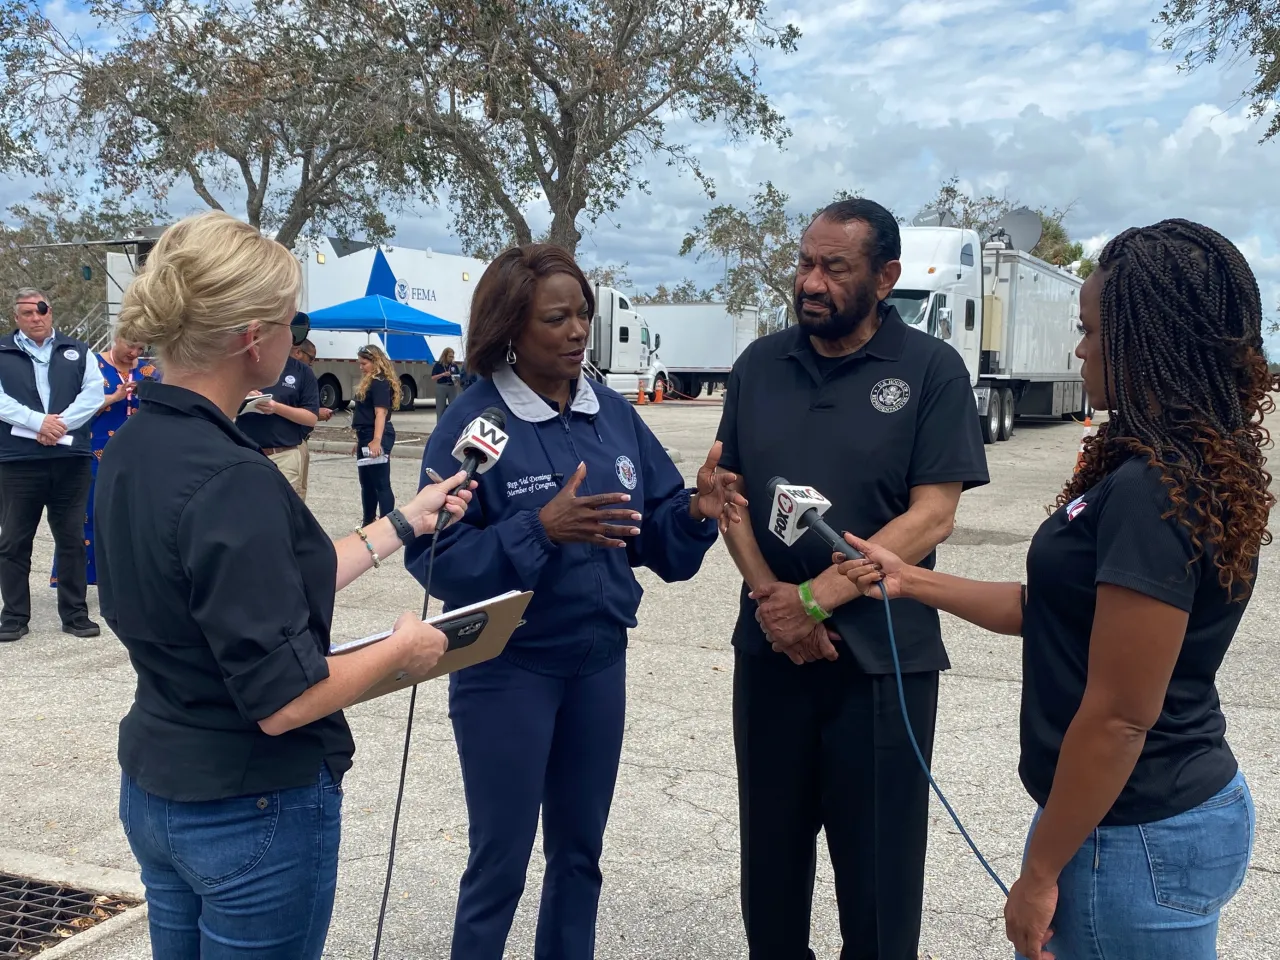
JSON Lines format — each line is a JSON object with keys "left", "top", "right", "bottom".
{"left": 1018, "top": 770, "right": 1255, "bottom": 960}
{"left": 119, "top": 766, "right": 343, "bottom": 959}
{"left": 447, "top": 654, "right": 627, "bottom": 960}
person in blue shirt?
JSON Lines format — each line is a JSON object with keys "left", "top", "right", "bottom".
{"left": 408, "top": 244, "right": 744, "bottom": 960}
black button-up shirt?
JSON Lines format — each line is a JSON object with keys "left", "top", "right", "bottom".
{"left": 95, "top": 382, "right": 353, "bottom": 801}
{"left": 716, "top": 306, "right": 990, "bottom": 674}
{"left": 235, "top": 356, "right": 320, "bottom": 449}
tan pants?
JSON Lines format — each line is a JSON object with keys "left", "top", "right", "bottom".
{"left": 266, "top": 444, "right": 307, "bottom": 501}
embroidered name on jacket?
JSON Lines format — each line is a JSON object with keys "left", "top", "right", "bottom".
{"left": 507, "top": 473, "right": 559, "bottom": 497}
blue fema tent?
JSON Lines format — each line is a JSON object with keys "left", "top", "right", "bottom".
{"left": 305, "top": 295, "right": 461, "bottom": 364}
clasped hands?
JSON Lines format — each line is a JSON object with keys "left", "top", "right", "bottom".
{"left": 753, "top": 533, "right": 904, "bottom": 665}
{"left": 37, "top": 413, "right": 68, "bottom": 446}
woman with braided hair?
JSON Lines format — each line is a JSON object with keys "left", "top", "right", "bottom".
{"left": 833, "top": 218, "right": 1271, "bottom": 960}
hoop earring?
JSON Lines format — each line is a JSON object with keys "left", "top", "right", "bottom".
{"left": 506, "top": 341, "right": 517, "bottom": 365}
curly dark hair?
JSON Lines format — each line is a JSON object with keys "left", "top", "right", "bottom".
{"left": 1059, "top": 218, "right": 1275, "bottom": 599}
{"left": 465, "top": 244, "right": 595, "bottom": 377}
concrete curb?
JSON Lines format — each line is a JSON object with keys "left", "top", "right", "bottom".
{"left": 0, "top": 847, "right": 148, "bottom": 958}
{"left": 308, "top": 439, "right": 684, "bottom": 464}
{"left": 0, "top": 847, "right": 144, "bottom": 899}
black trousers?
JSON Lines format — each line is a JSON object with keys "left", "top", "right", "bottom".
{"left": 733, "top": 649, "right": 939, "bottom": 960}
{"left": 0, "top": 457, "right": 93, "bottom": 627}
{"left": 355, "top": 430, "right": 394, "bottom": 526}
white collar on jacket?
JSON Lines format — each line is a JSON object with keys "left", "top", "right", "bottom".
{"left": 492, "top": 363, "right": 601, "bottom": 423}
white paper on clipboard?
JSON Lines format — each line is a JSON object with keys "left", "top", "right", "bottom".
{"left": 240, "top": 394, "right": 274, "bottom": 414}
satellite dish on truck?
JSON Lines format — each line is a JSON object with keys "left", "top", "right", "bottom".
{"left": 912, "top": 207, "right": 955, "bottom": 228}
{"left": 988, "top": 207, "right": 1042, "bottom": 253}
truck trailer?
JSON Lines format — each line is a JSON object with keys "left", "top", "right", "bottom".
{"left": 639, "top": 302, "right": 758, "bottom": 398}
{"left": 887, "top": 223, "right": 1087, "bottom": 444}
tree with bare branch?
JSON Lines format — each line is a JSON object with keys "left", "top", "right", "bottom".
{"left": 0, "top": 0, "right": 425, "bottom": 248}
{"left": 332, "top": 0, "right": 798, "bottom": 256}
{"left": 680, "top": 183, "right": 859, "bottom": 324}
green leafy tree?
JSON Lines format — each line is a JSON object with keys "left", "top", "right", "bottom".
{"left": 680, "top": 182, "right": 860, "bottom": 324}
{"left": 633, "top": 279, "right": 714, "bottom": 304}
{"left": 1159, "top": 1, "right": 1280, "bottom": 141}
{"left": 0, "top": 190, "right": 161, "bottom": 343}
{"left": 336, "top": 0, "right": 798, "bottom": 255}
{"left": 1, "top": 0, "right": 421, "bottom": 248}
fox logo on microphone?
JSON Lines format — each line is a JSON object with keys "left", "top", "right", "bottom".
{"left": 767, "top": 483, "right": 832, "bottom": 546}
{"left": 451, "top": 414, "right": 510, "bottom": 475}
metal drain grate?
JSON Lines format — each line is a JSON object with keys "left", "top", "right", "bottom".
{"left": 0, "top": 873, "right": 139, "bottom": 958}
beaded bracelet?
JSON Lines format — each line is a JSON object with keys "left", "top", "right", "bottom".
{"left": 354, "top": 526, "right": 380, "bottom": 568}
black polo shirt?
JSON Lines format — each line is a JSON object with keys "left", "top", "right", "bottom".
{"left": 716, "top": 306, "right": 989, "bottom": 674}
{"left": 1021, "top": 455, "right": 1247, "bottom": 825}
{"left": 95, "top": 382, "right": 354, "bottom": 802}
{"left": 352, "top": 376, "right": 396, "bottom": 445}
{"left": 235, "top": 356, "right": 320, "bottom": 449}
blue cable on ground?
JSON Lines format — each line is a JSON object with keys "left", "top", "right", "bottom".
{"left": 878, "top": 582, "right": 1010, "bottom": 897}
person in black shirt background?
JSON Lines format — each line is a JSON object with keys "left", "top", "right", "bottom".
{"left": 352, "top": 343, "right": 399, "bottom": 525}
{"left": 431, "top": 346, "right": 460, "bottom": 415}
{"left": 94, "top": 210, "right": 472, "bottom": 960}
{"left": 839, "top": 219, "right": 1269, "bottom": 960}
{"left": 235, "top": 334, "right": 319, "bottom": 500}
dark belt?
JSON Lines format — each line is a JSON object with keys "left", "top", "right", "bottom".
{"left": 260, "top": 445, "right": 299, "bottom": 456}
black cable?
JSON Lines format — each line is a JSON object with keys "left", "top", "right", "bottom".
{"left": 371, "top": 530, "right": 440, "bottom": 960}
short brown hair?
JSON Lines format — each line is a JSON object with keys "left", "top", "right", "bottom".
{"left": 466, "top": 244, "right": 595, "bottom": 377}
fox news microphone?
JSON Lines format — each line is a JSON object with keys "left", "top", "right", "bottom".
{"left": 766, "top": 476, "right": 863, "bottom": 560}
{"left": 436, "top": 407, "right": 509, "bottom": 531}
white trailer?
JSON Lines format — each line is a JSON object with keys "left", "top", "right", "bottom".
{"left": 639, "top": 302, "right": 758, "bottom": 397}
{"left": 887, "top": 225, "right": 1086, "bottom": 444}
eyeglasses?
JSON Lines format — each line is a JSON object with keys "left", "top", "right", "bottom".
{"left": 290, "top": 311, "right": 310, "bottom": 347}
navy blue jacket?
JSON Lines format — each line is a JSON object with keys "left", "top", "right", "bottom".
{"left": 407, "top": 366, "right": 718, "bottom": 677}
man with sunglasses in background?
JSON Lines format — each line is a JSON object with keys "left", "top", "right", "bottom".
{"left": 234, "top": 313, "right": 319, "bottom": 501}
{"left": 0, "top": 289, "right": 106, "bottom": 641}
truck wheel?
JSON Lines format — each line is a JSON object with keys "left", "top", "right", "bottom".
{"left": 998, "top": 387, "right": 1015, "bottom": 441}
{"left": 318, "top": 375, "right": 341, "bottom": 411}
{"left": 667, "top": 374, "right": 683, "bottom": 397}
{"left": 399, "top": 377, "right": 416, "bottom": 411}
{"left": 980, "top": 388, "right": 1001, "bottom": 445}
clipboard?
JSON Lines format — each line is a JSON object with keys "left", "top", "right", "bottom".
{"left": 333, "top": 590, "right": 532, "bottom": 704}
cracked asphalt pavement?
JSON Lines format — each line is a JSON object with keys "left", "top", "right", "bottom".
{"left": 1, "top": 400, "right": 1276, "bottom": 958}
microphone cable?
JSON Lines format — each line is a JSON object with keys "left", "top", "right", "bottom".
{"left": 371, "top": 527, "right": 441, "bottom": 960}
{"left": 875, "top": 580, "right": 1010, "bottom": 896}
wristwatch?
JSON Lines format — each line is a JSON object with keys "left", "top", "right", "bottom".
{"left": 387, "top": 508, "right": 417, "bottom": 546}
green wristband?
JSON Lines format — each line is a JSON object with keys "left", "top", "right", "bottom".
{"left": 798, "top": 580, "right": 830, "bottom": 623}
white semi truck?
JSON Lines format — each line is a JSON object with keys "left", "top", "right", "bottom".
{"left": 638, "top": 302, "right": 759, "bottom": 398}
{"left": 887, "top": 218, "right": 1087, "bottom": 444}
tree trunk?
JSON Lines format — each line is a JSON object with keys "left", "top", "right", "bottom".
{"left": 546, "top": 208, "right": 582, "bottom": 255}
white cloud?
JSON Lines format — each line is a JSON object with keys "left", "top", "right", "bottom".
{"left": 6, "top": 0, "right": 1280, "bottom": 350}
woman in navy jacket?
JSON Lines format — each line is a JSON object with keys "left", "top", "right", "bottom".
{"left": 408, "top": 244, "right": 743, "bottom": 959}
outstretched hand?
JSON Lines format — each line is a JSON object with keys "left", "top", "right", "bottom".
{"left": 539, "top": 462, "right": 642, "bottom": 548}
{"left": 690, "top": 440, "right": 748, "bottom": 533}
{"left": 833, "top": 533, "right": 907, "bottom": 600}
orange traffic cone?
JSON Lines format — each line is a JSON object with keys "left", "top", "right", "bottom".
{"left": 637, "top": 378, "right": 647, "bottom": 405}
{"left": 654, "top": 379, "right": 664, "bottom": 403}
{"left": 1075, "top": 415, "right": 1094, "bottom": 473}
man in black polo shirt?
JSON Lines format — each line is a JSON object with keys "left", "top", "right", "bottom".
{"left": 289, "top": 338, "right": 332, "bottom": 502}
{"left": 235, "top": 334, "right": 319, "bottom": 500}
{"left": 715, "top": 199, "right": 989, "bottom": 959}
{"left": 0, "top": 289, "right": 106, "bottom": 641}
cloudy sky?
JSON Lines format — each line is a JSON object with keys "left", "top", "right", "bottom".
{"left": 8, "top": 0, "right": 1279, "bottom": 347}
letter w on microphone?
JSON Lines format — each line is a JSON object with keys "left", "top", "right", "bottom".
{"left": 768, "top": 484, "right": 832, "bottom": 545}
{"left": 452, "top": 416, "right": 510, "bottom": 475}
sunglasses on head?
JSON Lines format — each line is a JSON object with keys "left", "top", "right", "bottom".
{"left": 290, "top": 311, "right": 310, "bottom": 347}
